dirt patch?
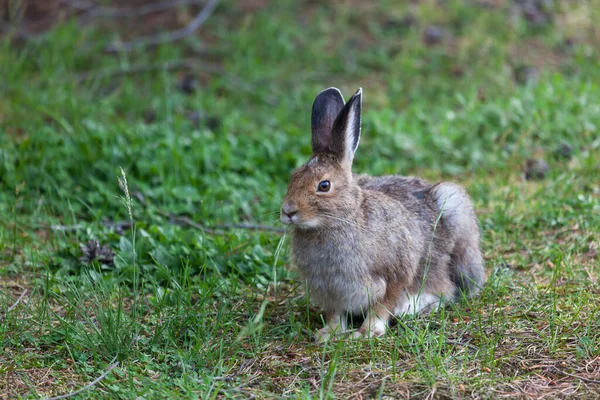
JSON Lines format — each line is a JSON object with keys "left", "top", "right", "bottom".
{"left": 0, "top": 365, "right": 83, "bottom": 399}
{"left": 0, "top": 274, "right": 30, "bottom": 302}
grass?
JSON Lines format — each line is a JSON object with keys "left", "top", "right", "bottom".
{"left": 1, "top": 0, "right": 600, "bottom": 398}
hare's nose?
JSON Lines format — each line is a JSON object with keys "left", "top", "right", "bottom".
{"left": 281, "top": 201, "right": 298, "bottom": 218}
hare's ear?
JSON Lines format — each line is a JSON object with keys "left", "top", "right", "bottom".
{"left": 311, "top": 87, "right": 345, "bottom": 154}
{"left": 331, "top": 88, "right": 362, "bottom": 169}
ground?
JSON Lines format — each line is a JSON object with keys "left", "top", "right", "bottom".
{"left": 1, "top": 0, "right": 600, "bottom": 398}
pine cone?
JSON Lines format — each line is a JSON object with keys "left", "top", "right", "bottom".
{"left": 80, "top": 240, "right": 115, "bottom": 266}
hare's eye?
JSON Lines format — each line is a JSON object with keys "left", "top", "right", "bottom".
{"left": 318, "top": 180, "right": 331, "bottom": 192}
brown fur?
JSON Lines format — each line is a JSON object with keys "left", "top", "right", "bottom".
{"left": 280, "top": 88, "right": 486, "bottom": 341}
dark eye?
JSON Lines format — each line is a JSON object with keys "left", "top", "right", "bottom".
{"left": 318, "top": 180, "right": 331, "bottom": 192}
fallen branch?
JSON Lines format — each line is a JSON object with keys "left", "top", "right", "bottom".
{"left": 159, "top": 210, "right": 286, "bottom": 234}
{"left": 1, "top": 0, "right": 212, "bottom": 45}
{"left": 446, "top": 339, "right": 478, "bottom": 352}
{"left": 49, "top": 218, "right": 285, "bottom": 235}
{"left": 78, "top": 0, "right": 207, "bottom": 21}
{"left": 131, "top": 191, "right": 285, "bottom": 234}
{"left": 552, "top": 366, "right": 600, "bottom": 385}
{"left": 51, "top": 224, "right": 84, "bottom": 232}
{"left": 106, "top": 0, "right": 220, "bottom": 52}
{"left": 221, "top": 223, "right": 286, "bottom": 233}
{"left": 51, "top": 220, "right": 131, "bottom": 234}
{"left": 75, "top": 60, "right": 222, "bottom": 82}
{"left": 0, "top": 289, "right": 28, "bottom": 322}
{"left": 46, "top": 359, "right": 119, "bottom": 400}
{"left": 47, "top": 195, "right": 285, "bottom": 235}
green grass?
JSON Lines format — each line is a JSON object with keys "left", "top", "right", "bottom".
{"left": 1, "top": 0, "right": 600, "bottom": 398}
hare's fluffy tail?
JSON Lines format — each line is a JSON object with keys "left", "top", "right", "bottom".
{"left": 431, "top": 183, "right": 486, "bottom": 296}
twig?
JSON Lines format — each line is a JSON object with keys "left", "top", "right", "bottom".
{"left": 78, "top": 0, "right": 207, "bottom": 21}
{"left": 106, "top": 0, "right": 220, "bottom": 52}
{"left": 551, "top": 366, "right": 600, "bottom": 385}
{"left": 49, "top": 217, "right": 285, "bottom": 235}
{"left": 0, "top": 289, "right": 28, "bottom": 322}
{"left": 424, "top": 386, "right": 436, "bottom": 400}
{"left": 446, "top": 339, "right": 478, "bottom": 352}
{"left": 50, "top": 220, "right": 131, "bottom": 234}
{"left": 51, "top": 223, "right": 84, "bottom": 232}
{"left": 1, "top": 0, "right": 210, "bottom": 44}
{"left": 131, "top": 191, "right": 285, "bottom": 234}
{"left": 213, "top": 358, "right": 258, "bottom": 382}
{"left": 224, "top": 223, "right": 286, "bottom": 233}
{"left": 162, "top": 212, "right": 286, "bottom": 234}
{"left": 65, "top": 0, "right": 96, "bottom": 11}
{"left": 75, "top": 60, "right": 222, "bottom": 81}
{"left": 47, "top": 207, "right": 285, "bottom": 236}
{"left": 45, "top": 359, "right": 119, "bottom": 400}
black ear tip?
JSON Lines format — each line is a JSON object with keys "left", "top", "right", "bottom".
{"left": 313, "top": 87, "right": 345, "bottom": 112}
{"left": 315, "top": 87, "right": 344, "bottom": 102}
{"left": 321, "top": 87, "right": 343, "bottom": 94}
{"left": 348, "top": 88, "right": 362, "bottom": 109}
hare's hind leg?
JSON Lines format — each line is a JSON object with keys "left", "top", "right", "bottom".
{"left": 354, "top": 291, "right": 444, "bottom": 339}
{"left": 431, "top": 182, "right": 486, "bottom": 296}
{"left": 450, "top": 243, "right": 486, "bottom": 297}
{"left": 395, "top": 291, "right": 443, "bottom": 315}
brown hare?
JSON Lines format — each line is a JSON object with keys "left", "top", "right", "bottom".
{"left": 280, "top": 87, "right": 486, "bottom": 341}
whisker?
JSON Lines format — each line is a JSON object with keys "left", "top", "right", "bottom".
{"left": 257, "top": 211, "right": 282, "bottom": 218}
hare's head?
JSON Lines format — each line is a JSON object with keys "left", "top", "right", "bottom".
{"left": 281, "top": 88, "right": 363, "bottom": 229}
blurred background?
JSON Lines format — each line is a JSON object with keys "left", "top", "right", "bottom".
{"left": 1, "top": 0, "right": 599, "bottom": 279}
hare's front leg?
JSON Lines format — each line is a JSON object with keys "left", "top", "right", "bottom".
{"left": 354, "top": 287, "right": 402, "bottom": 338}
{"left": 353, "top": 303, "right": 391, "bottom": 338}
{"left": 315, "top": 311, "right": 347, "bottom": 342}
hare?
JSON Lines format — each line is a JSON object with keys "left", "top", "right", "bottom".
{"left": 280, "top": 87, "right": 486, "bottom": 341}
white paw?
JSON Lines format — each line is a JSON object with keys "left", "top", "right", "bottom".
{"left": 353, "top": 320, "right": 387, "bottom": 339}
{"left": 315, "top": 327, "right": 334, "bottom": 343}
{"left": 315, "top": 325, "right": 345, "bottom": 343}
{"left": 350, "top": 330, "right": 366, "bottom": 339}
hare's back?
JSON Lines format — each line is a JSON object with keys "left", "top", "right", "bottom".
{"left": 355, "top": 174, "right": 433, "bottom": 202}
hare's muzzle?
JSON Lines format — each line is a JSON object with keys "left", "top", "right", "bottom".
{"left": 280, "top": 201, "right": 299, "bottom": 225}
